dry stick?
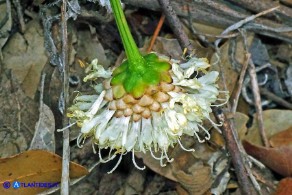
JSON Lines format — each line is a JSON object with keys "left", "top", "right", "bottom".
{"left": 231, "top": 53, "right": 251, "bottom": 113}
{"left": 157, "top": 0, "right": 193, "bottom": 56}
{"left": 227, "top": 0, "right": 292, "bottom": 23}
{"left": 60, "top": 0, "right": 70, "bottom": 194}
{"left": 147, "top": 14, "right": 165, "bottom": 52}
{"left": 260, "top": 87, "right": 292, "bottom": 109}
{"left": 248, "top": 60, "right": 269, "bottom": 147}
{"left": 215, "top": 6, "right": 279, "bottom": 47}
{"left": 213, "top": 108, "right": 254, "bottom": 195}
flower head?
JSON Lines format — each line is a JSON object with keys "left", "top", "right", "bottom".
{"left": 67, "top": 56, "right": 228, "bottom": 173}
{"left": 66, "top": 0, "right": 228, "bottom": 173}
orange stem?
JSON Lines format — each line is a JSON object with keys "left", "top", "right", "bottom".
{"left": 147, "top": 14, "right": 165, "bottom": 53}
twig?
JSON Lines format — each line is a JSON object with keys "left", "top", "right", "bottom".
{"left": 239, "top": 30, "right": 269, "bottom": 148}
{"left": 147, "top": 14, "right": 165, "bottom": 52}
{"left": 60, "top": 0, "right": 70, "bottom": 194}
{"left": 231, "top": 53, "right": 250, "bottom": 113}
{"left": 260, "top": 87, "right": 292, "bottom": 109}
{"left": 215, "top": 6, "right": 279, "bottom": 47}
{"left": 227, "top": 0, "right": 292, "bottom": 24}
{"left": 157, "top": 0, "right": 193, "bottom": 56}
{"left": 12, "top": 0, "right": 26, "bottom": 32}
{"left": 213, "top": 107, "right": 255, "bottom": 195}
{"left": 248, "top": 59, "right": 269, "bottom": 147}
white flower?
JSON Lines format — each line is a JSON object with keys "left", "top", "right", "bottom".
{"left": 66, "top": 55, "right": 228, "bottom": 173}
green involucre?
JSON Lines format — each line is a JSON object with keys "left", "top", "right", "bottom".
{"left": 111, "top": 53, "right": 171, "bottom": 98}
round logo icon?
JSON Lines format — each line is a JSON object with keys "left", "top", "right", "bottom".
{"left": 3, "top": 181, "right": 11, "bottom": 189}
{"left": 12, "top": 181, "right": 21, "bottom": 189}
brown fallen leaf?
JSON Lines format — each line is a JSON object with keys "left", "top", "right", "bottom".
{"left": 245, "top": 109, "right": 292, "bottom": 146}
{"left": 30, "top": 74, "right": 55, "bottom": 152}
{"left": 174, "top": 163, "right": 212, "bottom": 195}
{"left": 0, "top": 150, "right": 88, "bottom": 194}
{"left": 2, "top": 20, "right": 48, "bottom": 98}
{"left": 275, "top": 178, "right": 292, "bottom": 195}
{"left": 0, "top": 72, "right": 39, "bottom": 158}
{"left": 136, "top": 136, "right": 213, "bottom": 195}
{"left": 242, "top": 140, "right": 292, "bottom": 177}
{"left": 269, "top": 126, "right": 292, "bottom": 148}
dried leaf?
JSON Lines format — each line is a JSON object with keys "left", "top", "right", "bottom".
{"left": 30, "top": 103, "right": 55, "bottom": 152}
{"left": 136, "top": 137, "right": 213, "bottom": 194}
{"left": 232, "top": 112, "right": 249, "bottom": 140}
{"left": 0, "top": 72, "right": 39, "bottom": 158}
{"left": 275, "top": 178, "right": 292, "bottom": 195}
{"left": 76, "top": 30, "right": 110, "bottom": 67}
{"left": 0, "top": 150, "right": 88, "bottom": 194}
{"left": 190, "top": 22, "right": 223, "bottom": 42}
{"left": 2, "top": 20, "right": 48, "bottom": 98}
{"left": 245, "top": 109, "right": 292, "bottom": 146}
{"left": 211, "top": 112, "right": 248, "bottom": 147}
{"left": 269, "top": 126, "right": 292, "bottom": 148}
{"left": 243, "top": 140, "right": 292, "bottom": 177}
{"left": 174, "top": 163, "right": 212, "bottom": 195}
{"left": 135, "top": 151, "right": 176, "bottom": 182}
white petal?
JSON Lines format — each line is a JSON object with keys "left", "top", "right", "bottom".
{"left": 95, "top": 110, "right": 115, "bottom": 139}
{"left": 121, "top": 116, "right": 131, "bottom": 146}
{"left": 172, "top": 63, "right": 184, "bottom": 80}
{"left": 165, "top": 110, "right": 180, "bottom": 131}
{"left": 124, "top": 121, "right": 140, "bottom": 151}
{"left": 81, "top": 115, "right": 101, "bottom": 134}
{"left": 157, "top": 130, "right": 169, "bottom": 149}
{"left": 174, "top": 79, "right": 201, "bottom": 89}
{"left": 87, "top": 91, "right": 106, "bottom": 117}
{"left": 140, "top": 118, "right": 153, "bottom": 149}
{"left": 93, "top": 83, "right": 104, "bottom": 93}
{"left": 180, "top": 57, "right": 210, "bottom": 70}
{"left": 75, "top": 94, "right": 99, "bottom": 102}
{"left": 198, "top": 71, "right": 219, "bottom": 84}
{"left": 99, "top": 117, "right": 121, "bottom": 145}
{"left": 176, "top": 113, "right": 187, "bottom": 126}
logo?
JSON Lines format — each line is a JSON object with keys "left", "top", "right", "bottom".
{"left": 3, "top": 181, "right": 10, "bottom": 189}
{"left": 12, "top": 181, "right": 21, "bottom": 189}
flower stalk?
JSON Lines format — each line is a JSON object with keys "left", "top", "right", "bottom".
{"left": 109, "top": 0, "right": 171, "bottom": 98}
{"left": 109, "top": 0, "right": 144, "bottom": 67}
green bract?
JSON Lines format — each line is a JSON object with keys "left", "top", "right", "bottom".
{"left": 109, "top": 0, "right": 171, "bottom": 98}
{"left": 111, "top": 53, "right": 171, "bottom": 98}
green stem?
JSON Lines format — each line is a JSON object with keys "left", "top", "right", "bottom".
{"left": 109, "top": 0, "right": 144, "bottom": 68}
